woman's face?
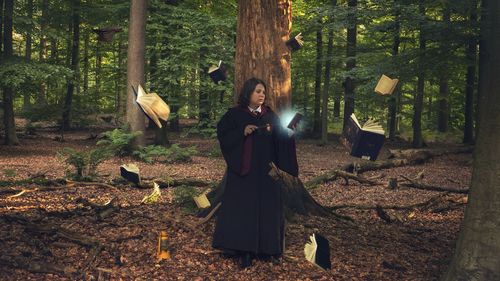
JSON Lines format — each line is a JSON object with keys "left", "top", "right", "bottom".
{"left": 249, "top": 83, "right": 266, "bottom": 108}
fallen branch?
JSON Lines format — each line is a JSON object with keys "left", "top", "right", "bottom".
{"left": 400, "top": 175, "right": 469, "bottom": 194}
{"left": 305, "top": 170, "right": 379, "bottom": 190}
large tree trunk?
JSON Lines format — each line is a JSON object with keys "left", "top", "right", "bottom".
{"left": 126, "top": 0, "right": 147, "bottom": 146}
{"left": 321, "top": 13, "right": 335, "bottom": 145}
{"left": 231, "top": 0, "right": 328, "bottom": 217}
{"left": 442, "top": 0, "right": 500, "bottom": 279}
{"left": 412, "top": 0, "right": 425, "bottom": 148}
{"left": 463, "top": 0, "right": 478, "bottom": 144}
{"left": 437, "top": 4, "right": 450, "bottom": 133}
{"left": 2, "top": 0, "right": 18, "bottom": 145}
{"left": 388, "top": 0, "right": 401, "bottom": 140}
{"left": 313, "top": 26, "right": 323, "bottom": 135}
{"left": 342, "top": 0, "right": 357, "bottom": 133}
{"left": 61, "top": 0, "right": 80, "bottom": 130}
{"left": 234, "top": 0, "right": 292, "bottom": 112}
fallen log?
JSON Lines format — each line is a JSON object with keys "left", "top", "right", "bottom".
{"left": 305, "top": 170, "right": 379, "bottom": 190}
{"left": 305, "top": 146, "right": 473, "bottom": 188}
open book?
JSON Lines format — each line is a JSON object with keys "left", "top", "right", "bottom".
{"left": 133, "top": 85, "right": 170, "bottom": 128}
{"left": 208, "top": 60, "right": 227, "bottom": 84}
{"left": 374, "top": 74, "right": 399, "bottom": 96}
{"left": 341, "top": 113, "right": 385, "bottom": 161}
{"left": 286, "top": 33, "right": 304, "bottom": 52}
{"left": 304, "top": 233, "right": 331, "bottom": 270}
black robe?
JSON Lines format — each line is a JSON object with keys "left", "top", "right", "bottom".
{"left": 212, "top": 105, "right": 298, "bottom": 255}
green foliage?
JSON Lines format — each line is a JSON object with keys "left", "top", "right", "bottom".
{"left": 2, "top": 169, "right": 17, "bottom": 178}
{"left": 172, "top": 185, "right": 199, "bottom": 214}
{"left": 57, "top": 147, "right": 111, "bottom": 180}
{"left": 97, "top": 128, "right": 142, "bottom": 157}
{"left": 0, "top": 58, "right": 71, "bottom": 90}
{"left": 133, "top": 144, "right": 198, "bottom": 164}
{"left": 207, "top": 144, "right": 222, "bottom": 158}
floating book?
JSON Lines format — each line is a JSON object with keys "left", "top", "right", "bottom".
{"left": 304, "top": 233, "right": 331, "bottom": 270}
{"left": 92, "top": 27, "right": 122, "bottom": 43}
{"left": 133, "top": 84, "right": 170, "bottom": 128}
{"left": 374, "top": 74, "right": 399, "bottom": 96}
{"left": 120, "top": 163, "right": 140, "bottom": 185}
{"left": 287, "top": 112, "right": 303, "bottom": 129}
{"left": 193, "top": 189, "right": 211, "bottom": 209}
{"left": 286, "top": 33, "right": 304, "bottom": 52}
{"left": 208, "top": 60, "right": 227, "bottom": 84}
{"left": 341, "top": 113, "right": 385, "bottom": 161}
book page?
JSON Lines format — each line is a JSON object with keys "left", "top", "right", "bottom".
{"left": 350, "top": 113, "right": 362, "bottom": 129}
{"left": 375, "top": 75, "right": 398, "bottom": 95}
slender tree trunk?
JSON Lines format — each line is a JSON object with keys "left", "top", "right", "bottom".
{"left": 437, "top": 4, "right": 450, "bottom": 132}
{"left": 235, "top": 0, "right": 292, "bottom": 112}
{"left": 342, "top": 0, "right": 357, "bottom": 133}
{"left": 321, "top": 23, "right": 334, "bottom": 144}
{"left": 24, "top": 0, "right": 33, "bottom": 109}
{"left": 126, "top": 0, "right": 148, "bottom": 146}
{"left": 388, "top": 0, "right": 401, "bottom": 139}
{"left": 442, "top": 1, "right": 500, "bottom": 279}
{"left": 0, "top": 0, "right": 3, "bottom": 54}
{"left": 413, "top": 0, "right": 425, "bottom": 148}
{"left": 117, "top": 34, "right": 125, "bottom": 119}
{"left": 199, "top": 46, "right": 210, "bottom": 126}
{"left": 463, "top": 0, "right": 478, "bottom": 144}
{"left": 95, "top": 41, "right": 102, "bottom": 107}
{"left": 83, "top": 31, "right": 89, "bottom": 97}
{"left": 313, "top": 27, "right": 323, "bottom": 135}
{"left": 2, "top": 0, "right": 19, "bottom": 145}
{"left": 62, "top": 0, "right": 80, "bottom": 130}
{"left": 37, "top": 0, "right": 48, "bottom": 105}
{"left": 50, "top": 38, "right": 57, "bottom": 63}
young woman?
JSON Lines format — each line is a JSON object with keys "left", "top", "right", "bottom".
{"left": 212, "top": 78, "right": 298, "bottom": 268}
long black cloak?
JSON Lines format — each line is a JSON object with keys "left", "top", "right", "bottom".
{"left": 212, "top": 105, "right": 298, "bottom": 255}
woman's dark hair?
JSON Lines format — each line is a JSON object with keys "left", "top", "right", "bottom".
{"left": 237, "top": 78, "right": 267, "bottom": 107}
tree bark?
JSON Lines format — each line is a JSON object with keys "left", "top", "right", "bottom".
{"left": 412, "top": 0, "right": 425, "bottom": 148}
{"left": 61, "top": 0, "right": 80, "bottom": 130}
{"left": 313, "top": 26, "right": 323, "bottom": 135}
{"left": 2, "top": 0, "right": 19, "bottom": 145}
{"left": 463, "top": 0, "right": 478, "bottom": 144}
{"left": 437, "top": 4, "right": 450, "bottom": 132}
{"left": 126, "top": 0, "right": 148, "bottom": 146}
{"left": 442, "top": 0, "right": 500, "bottom": 279}
{"left": 342, "top": 0, "right": 357, "bottom": 133}
{"left": 234, "top": 0, "right": 292, "bottom": 112}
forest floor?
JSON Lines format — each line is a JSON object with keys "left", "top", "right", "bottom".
{"left": 0, "top": 121, "right": 472, "bottom": 281}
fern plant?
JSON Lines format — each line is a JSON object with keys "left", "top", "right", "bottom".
{"left": 133, "top": 144, "right": 198, "bottom": 164}
{"left": 97, "top": 128, "right": 142, "bottom": 156}
{"left": 57, "top": 147, "right": 111, "bottom": 180}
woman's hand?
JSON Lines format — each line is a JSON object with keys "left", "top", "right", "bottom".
{"left": 244, "top": 125, "right": 258, "bottom": 136}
